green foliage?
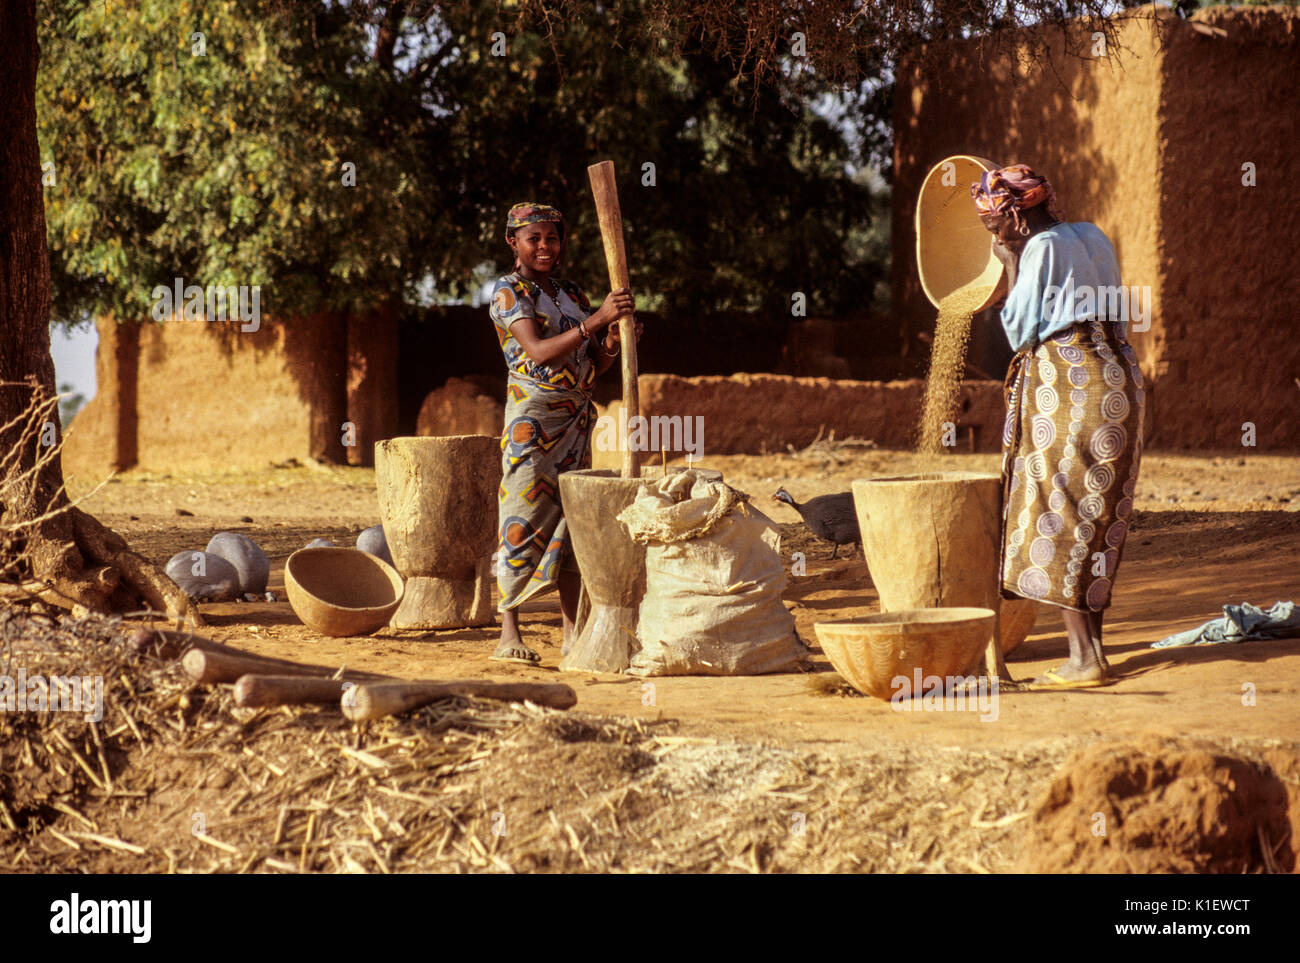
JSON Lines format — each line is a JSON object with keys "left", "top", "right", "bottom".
{"left": 39, "top": 0, "right": 428, "bottom": 322}
{"left": 38, "top": 0, "right": 887, "bottom": 324}
{"left": 438, "top": 3, "right": 884, "bottom": 315}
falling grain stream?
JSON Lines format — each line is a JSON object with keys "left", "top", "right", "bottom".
{"left": 917, "top": 283, "right": 995, "bottom": 452}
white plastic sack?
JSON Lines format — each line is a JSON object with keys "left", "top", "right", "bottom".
{"left": 618, "top": 471, "right": 806, "bottom": 676}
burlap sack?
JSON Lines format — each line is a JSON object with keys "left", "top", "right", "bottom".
{"left": 617, "top": 471, "right": 806, "bottom": 676}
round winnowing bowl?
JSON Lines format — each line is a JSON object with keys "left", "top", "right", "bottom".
{"left": 814, "top": 607, "right": 997, "bottom": 700}
{"left": 915, "top": 154, "right": 1006, "bottom": 311}
{"left": 284, "top": 548, "right": 404, "bottom": 637}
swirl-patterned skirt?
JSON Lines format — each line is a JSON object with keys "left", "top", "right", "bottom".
{"left": 1000, "top": 318, "right": 1144, "bottom": 612}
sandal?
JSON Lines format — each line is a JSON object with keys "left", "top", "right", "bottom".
{"left": 1029, "top": 667, "right": 1114, "bottom": 690}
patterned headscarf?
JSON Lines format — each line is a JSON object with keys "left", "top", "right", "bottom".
{"left": 970, "top": 164, "right": 1064, "bottom": 232}
{"left": 505, "top": 202, "right": 564, "bottom": 238}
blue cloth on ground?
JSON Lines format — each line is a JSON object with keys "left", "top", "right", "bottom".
{"left": 1153, "top": 601, "right": 1300, "bottom": 648}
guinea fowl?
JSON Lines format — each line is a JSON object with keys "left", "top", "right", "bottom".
{"left": 771, "top": 488, "right": 860, "bottom": 559}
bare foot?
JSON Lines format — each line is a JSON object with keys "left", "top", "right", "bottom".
{"left": 491, "top": 621, "right": 539, "bottom": 664}
{"left": 1088, "top": 637, "right": 1111, "bottom": 674}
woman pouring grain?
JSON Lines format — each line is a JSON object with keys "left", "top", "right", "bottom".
{"left": 970, "top": 165, "right": 1144, "bottom": 688}
{"left": 489, "top": 203, "right": 642, "bottom": 664}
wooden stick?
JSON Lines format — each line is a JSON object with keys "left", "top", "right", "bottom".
{"left": 587, "top": 160, "right": 639, "bottom": 479}
{"left": 128, "top": 627, "right": 263, "bottom": 662}
{"left": 233, "top": 674, "right": 359, "bottom": 708}
{"left": 342, "top": 679, "right": 578, "bottom": 723}
{"left": 129, "top": 627, "right": 381, "bottom": 680}
{"left": 182, "top": 648, "right": 386, "bottom": 686}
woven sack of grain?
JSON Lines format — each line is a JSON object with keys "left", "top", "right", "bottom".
{"left": 617, "top": 470, "right": 806, "bottom": 676}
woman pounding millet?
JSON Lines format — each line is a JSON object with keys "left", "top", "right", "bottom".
{"left": 971, "top": 165, "right": 1144, "bottom": 688}
{"left": 488, "top": 203, "right": 641, "bottom": 664}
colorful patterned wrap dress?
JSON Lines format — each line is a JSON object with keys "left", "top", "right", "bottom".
{"left": 997, "top": 223, "right": 1145, "bottom": 613}
{"left": 489, "top": 272, "right": 597, "bottom": 610}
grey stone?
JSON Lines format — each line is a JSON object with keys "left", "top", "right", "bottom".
{"left": 206, "top": 531, "right": 270, "bottom": 594}
{"left": 165, "top": 551, "right": 241, "bottom": 602}
{"left": 355, "top": 524, "right": 393, "bottom": 566}
{"left": 305, "top": 538, "right": 335, "bottom": 549}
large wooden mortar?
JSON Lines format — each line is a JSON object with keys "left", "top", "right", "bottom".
{"left": 853, "top": 472, "right": 1002, "bottom": 610}
{"left": 558, "top": 469, "right": 647, "bottom": 673}
{"left": 375, "top": 435, "right": 501, "bottom": 630}
{"left": 852, "top": 472, "right": 1006, "bottom": 673}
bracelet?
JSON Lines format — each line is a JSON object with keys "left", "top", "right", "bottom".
{"left": 601, "top": 336, "right": 620, "bottom": 357}
{"left": 577, "top": 320, "right": 591, "bottom": 341}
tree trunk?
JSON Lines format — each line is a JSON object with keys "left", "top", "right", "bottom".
{"left": 0, "top": 0, "right": 200, "bottom": 625}
{"left": 0, "top": 0, "right": 79, "bottom": 578}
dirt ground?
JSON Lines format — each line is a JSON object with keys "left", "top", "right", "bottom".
{"left": 48, "top": 447, "right": 1300, "bottom": 872}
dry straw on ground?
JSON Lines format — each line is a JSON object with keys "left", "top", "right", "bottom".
{"left": 0, "top": 608, "right": 1062, "bottom": 873}
{"left": 0, "top": 609, "right": 547, "bottom": 873}
{"left": 4, "top": 609, "right": 1295, "bottom": 873}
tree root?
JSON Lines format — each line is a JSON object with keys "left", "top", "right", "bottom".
{"left": 69, "top": 508, "right": 203, "bottom": 627}
{"left": 0, "top": 566, "right": 119, "bottom": 618}
{"left": 0, "top": 377, "right": 200, "bottom": 625}
{"left": 1, "top": 511, "right": 202, "bottom": 626}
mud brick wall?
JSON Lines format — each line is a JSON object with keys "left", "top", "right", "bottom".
{"left": 633, "top": 373, "right": 1007, "bottom": 455}
{"left": 1155, "top": 6, "right": 1300, "bottom": 449}
{"left": 63, "top": 312, "right": 396, "bottom": 479}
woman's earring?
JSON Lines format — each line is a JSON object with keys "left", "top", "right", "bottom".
{"left": 1018, "top": 222, "right": 1031, "bottom": 236}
